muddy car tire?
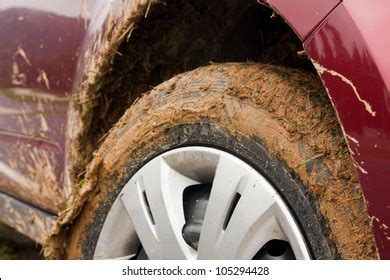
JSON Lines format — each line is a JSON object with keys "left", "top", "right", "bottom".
{"left": 66, "top": 63, "right": 376, "bottom": 260}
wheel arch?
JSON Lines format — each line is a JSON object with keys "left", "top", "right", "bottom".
{"left": 272, "top": 0, "right": 390, "bottom": 258}
{"left": 51, "top": 0, "right": 384, "bottom": 259}
{"left": 65, "top": 0, "right": 340, "bottom": 193}
{"left": 304, "top": 2, "right": 390, "bottom": 259}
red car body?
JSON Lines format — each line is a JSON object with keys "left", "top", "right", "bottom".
{"left": 0, "top": 0, "right": 389, "bottom": 259}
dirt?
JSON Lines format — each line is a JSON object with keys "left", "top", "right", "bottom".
{"left": 0, "top": 222, "right": 42, "bottom": 260}
{"left": 43, "top": 0, "right": 377, "bottom": 259}
{"left": 66, "top": 0, "right": 310, "bottom": 195}
{"left": 47, "top": 0, "right": 310, "bottom": 258}
{"left": 60, "top": 63, "right": 377, "bottom": 259}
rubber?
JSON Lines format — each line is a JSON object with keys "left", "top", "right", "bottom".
{"left": 66, "top": 63, "right": 376, "bottom": 259}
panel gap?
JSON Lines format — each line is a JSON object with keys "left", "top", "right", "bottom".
{"left": 142, "top": 191, "right": 155, "bottom": 225}
{"left": 223, "top": 192, "right": 241, "bottom": 230}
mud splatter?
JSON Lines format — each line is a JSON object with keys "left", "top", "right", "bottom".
{"left": 11, "top": 62, "right": 27, "bottom": 86}
{"left": 346, "top": 135, "right": 360, "bottom": 146}
{"left": 312, "top": 60, "right": 376, "bottom": 117}
{"left": 352, "top": 160, "right": 368, "bottom": 175}
{"left": 37, "top": 69, "right": 50, "bottom": 90}
{"left": 13, "top": 45, "right": 32, "bottom": 67}
{"left": 80, "top": 0, "right": 91, "bottom": 29}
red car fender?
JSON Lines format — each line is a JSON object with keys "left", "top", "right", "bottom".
{"left": 266, "top": 0, "right": 390, "bottom": 259}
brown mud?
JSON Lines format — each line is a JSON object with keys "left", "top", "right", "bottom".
{"left": 48, "top": 0, "right": 311, "bottom": 258}
{"left": 66, "top": 0, "right": 310, "bottom": 194}
{"left": 42, "top": 0, "right": 377, "bottom": 260}
{"left": 63, "top": 63, "right": 376, "bottom": 259}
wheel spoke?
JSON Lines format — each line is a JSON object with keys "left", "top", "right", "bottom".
{"left": 120, "top": 157, "right": 198, "bottom": 259}
{"left": 94, "top": 195, "right": 140, "bottom": 260}
{"left": 198, "top": 155, "right": 286, "bottom": 259}
{"left": 197, "top": 155, "right": 250, "bottom": 259}
{"left": 214, "top": 178, "right": 287, "bottom": 259}
{"left": 97, "top": 147, "right": 310, "bottom": 260}
{"left": 112, "top": 254, "right": 138, "bottom": 260}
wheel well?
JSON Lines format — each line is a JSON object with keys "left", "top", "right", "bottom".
{"left": 46, "top": 0, "right": 375, "bottom": 260}
{"left": 82, "top": 0, "right": 315, "bottom": 171}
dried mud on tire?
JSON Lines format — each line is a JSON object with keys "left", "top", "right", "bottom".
{"left": 61, "top": 63, "right": 376, "bottom": 260}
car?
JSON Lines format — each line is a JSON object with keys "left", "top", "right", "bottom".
{"left": 0, "top": 0, "right": 389, "bottom": 260}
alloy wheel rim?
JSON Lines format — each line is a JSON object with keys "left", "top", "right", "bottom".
{"left": 94, "top": 146, "right": 311, "bottom": 260}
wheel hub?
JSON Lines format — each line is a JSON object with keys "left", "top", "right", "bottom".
{"left": 182, "top": 184, "right": 211, "bottom": 250}
{"left": 94, "top": 147, "right": 311, "bottom": 260}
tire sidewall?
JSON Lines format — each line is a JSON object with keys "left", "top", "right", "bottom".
{"left": 68, "top": 94, "right": 337, "bottom": 259}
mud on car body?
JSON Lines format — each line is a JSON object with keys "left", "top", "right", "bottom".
{"left": 0, "top": 0, "right": 389, "bottom": 259}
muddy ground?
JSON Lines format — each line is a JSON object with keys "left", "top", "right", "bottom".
{"left": 0, "top": 223, "right": 42, "bottom": 260}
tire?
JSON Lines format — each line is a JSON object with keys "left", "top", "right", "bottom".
{"left": 66, "top": 63, "right": 376, "bottom": 260}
